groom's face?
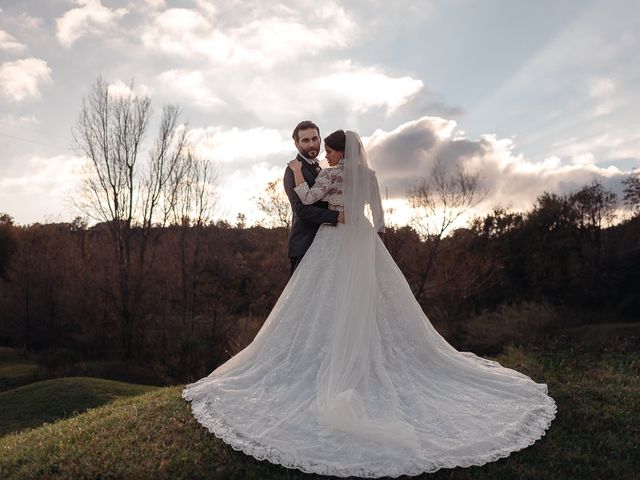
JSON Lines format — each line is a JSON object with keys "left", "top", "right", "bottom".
{"left": 295, "top": 128, "right": 321, "bottom": 159}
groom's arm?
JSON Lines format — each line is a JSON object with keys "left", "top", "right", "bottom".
{"left": 284, "top": 167, "right": 339, "bottom": 226}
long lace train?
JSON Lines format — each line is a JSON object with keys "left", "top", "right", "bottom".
{"left": 182, "top": 224, "right": 556, "bottom": 478}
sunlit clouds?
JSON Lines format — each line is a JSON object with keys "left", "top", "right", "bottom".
{"left": 188, "top": 126, "right": 291, "bottom": 164}
{"left": 156, "top": 70, "right": 224, "bottom": 109}
{"left": 0, "top": 30, "right": 26, "bottom": 53}
{"left": 0, "top": 0, "right": 638, "bottom": 225}
{"left": 55, "top": 0, "right": 128, "bottom": 47}
{"left": 140, "top": 3, "right": 357, "bottom": 68}
{"left": 0, "top": 154, "right": 84, "bottom": 222}
{"left": 312, "top": 61, "right": 424, "bottom": 113}
{"left": 0, "top": 57, "right": 52, "bottom": 101}
{"left": 105, "top": 79, "right": 152, "bottom": 99}
{"left": 0, "top": 114, "right": 39, "bottom": 127}
{"left": 365, "top": 116, "right": 628, "bottom": 219}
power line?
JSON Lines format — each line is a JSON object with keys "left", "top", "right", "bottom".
{"left": 0, "top": 131, "right": 71, "bottom": 151}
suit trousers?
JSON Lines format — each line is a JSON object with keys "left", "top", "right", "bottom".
{"left": 289, "top": 256, "right": 304, "bottom": 277}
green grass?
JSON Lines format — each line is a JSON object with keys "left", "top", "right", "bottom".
{"left": 0, "top": 336, "right": 638, "bottom": 479}
{"left": 0, "top": 376, "right": 158, "bottom": 436}
{"left": 563, "top": 322, "right": 640, "bottom": 344}
{"left": 0, "top": 347, "right": 43, "bottom": 393}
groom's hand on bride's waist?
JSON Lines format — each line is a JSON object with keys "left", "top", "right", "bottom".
{"left": 338, "top": 212, "right": 345, "bottom": 223}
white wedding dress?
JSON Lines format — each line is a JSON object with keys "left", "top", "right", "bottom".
{"left": 182, "top": 132, "right": 556, "bottom": 478}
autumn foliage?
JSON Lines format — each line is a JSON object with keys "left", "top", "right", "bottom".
{"left": 0, "top": 177, "right": 638, "bottom": 385}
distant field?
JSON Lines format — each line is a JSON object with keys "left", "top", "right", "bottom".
{"left": 0, "top": 347, "right": 43, "bottom": 393}
{"left": 0, "top": 331, "right": 638, "bottom": 480}
{"left": 0, "top": 376, "right": 158, "bottom": 436}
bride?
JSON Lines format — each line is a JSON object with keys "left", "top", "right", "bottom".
{"left": 182, "top": 130, "right": 556, "bottom": 478}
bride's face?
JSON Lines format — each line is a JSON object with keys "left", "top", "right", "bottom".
{"left": 325, "top": 146, "right": 343, "bottom": 166}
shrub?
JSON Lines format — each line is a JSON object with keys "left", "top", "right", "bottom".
{"left": 463, "top": 302, "right": 559, "bottom": 354}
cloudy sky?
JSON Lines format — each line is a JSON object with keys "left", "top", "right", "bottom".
{"left": 0, "top": 0, "right": 638, "bottom": 227}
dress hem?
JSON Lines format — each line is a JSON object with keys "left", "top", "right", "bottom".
{"left": 181, "top": 387, "right": 557, "bottom": 478}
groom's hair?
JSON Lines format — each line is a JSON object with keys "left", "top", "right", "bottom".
{"left": 292, "top": 121, "right": 320, "bottom": 142}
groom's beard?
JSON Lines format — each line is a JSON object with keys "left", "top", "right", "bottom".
{"left": 298, "top": 146, "right": 319, "bottom": 159}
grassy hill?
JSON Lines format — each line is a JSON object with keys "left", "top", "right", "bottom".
{"left": 0, "top": 377, "right": 158, "bottom": 436}
{"left": 0, "top": 334, "right": 638, "bottom": 479}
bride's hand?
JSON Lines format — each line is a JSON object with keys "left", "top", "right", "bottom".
{"left": 287, "top": 159, "right": 302, "bottom": 171}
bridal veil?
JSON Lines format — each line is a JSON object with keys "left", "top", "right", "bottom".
{"left": 313, "top": 131, "right": 421, "bottom": 449}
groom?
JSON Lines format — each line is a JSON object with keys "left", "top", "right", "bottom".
{"left": 284, "top": 120, "right": 343, "bottom": 276}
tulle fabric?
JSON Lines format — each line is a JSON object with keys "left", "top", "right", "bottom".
{"left": 182, "top": 222, "right": 556, "bottom": 477}
{"left": 311, "top": 131, "right": 421, "bottom": 449}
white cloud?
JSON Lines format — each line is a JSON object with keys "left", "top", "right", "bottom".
{"left": 589, "top": 77, "right": 615, "bottom": 98}
{"left": 0, "top": 30, "right": 26, "bottom": 53}
{"left": 312, "top": 61, "right": 424, "bottom": 113}
{"left": 364, "top": 116, "right": 628, "bottom": 216}
{"left": 184, "top": 125, "right": 293, "bottom": 223}
{"left": 0, "top": 154, "right": 82, "bottom": 194}
{"left": 141, "top": 3, "right": 357, "bottom": 67}
{"left": 0, "top": 154, "right": 85, "bottom": 224}
{"left": 217, "top": 162, "right": 286, "bottom": 222}
{"left": 571, "top": 152, "right": 596, "bottom": 166}
{"left": 106, "top": 79, "right": 152, "bottom": 98}
{"left": 0, "top": 58, "right": 52, "bottom": 102}
{"left": 188, "top": 59, "right": 424, "bottom": 125}
{"left": 466, "top": 1, "right": 640, "bottom": 167}
{"left": 56, "top": 0, "right": 128, "bottom": 47}
{"left": 193, "top": 0, "right": 217, "bottom": 18}
{"left": 187, "top": 114, "right": 625, "bottom": 227}
{"left": 156, "top": 70, "right": 224, "bottom": 109}
{"left": 188, "top": 126, "right": 290, "bottom": 163}
{"left": 551, "top": 130, "right": 640, "bottom": 168}
{"left": 1, "top": 0, "right": 636, "bottom": 229}
{"left": 587, "top": 77, "right": 616, "bottom": 116}
{"left": 143, "top": 0, "right": 165, "bottom": 8}
{"left": 17, "top": 13, "right": 44, "bottom": 30}
{"left": 0, "top": 114, "right": 39, "bottom": 127}
{"left": 3, "top": 12, "right": 44, "bottom": 31}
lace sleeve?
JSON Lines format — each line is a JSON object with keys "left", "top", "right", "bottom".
{"left": 294, "top": 169, "right": 333, "bottom": 205}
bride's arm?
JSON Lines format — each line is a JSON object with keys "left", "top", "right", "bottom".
{"left": 289, "top": 162, "right": 306, "bottom": 187}
{"left": 283, "top": 167, "right": 339, "bottom": 226}
{"left": 287, "top": 163, "right": 333, "bottom": 205}
{"left": 294, "top": 170, "right": 332, "bottom": 204}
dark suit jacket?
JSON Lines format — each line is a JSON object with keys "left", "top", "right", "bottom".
{"left": 284, "top": 153, "right": 339, "bottom": 258}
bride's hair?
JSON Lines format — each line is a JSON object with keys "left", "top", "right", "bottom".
{"left": 324, "top": 130, "right": 346, "bottom": 152}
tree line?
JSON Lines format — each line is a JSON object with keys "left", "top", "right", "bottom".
{"left": 0, "top": 77, "right": 638, "bottom": 384}
{"left": 1, "top": 175, "right": 638, "bottom": 382}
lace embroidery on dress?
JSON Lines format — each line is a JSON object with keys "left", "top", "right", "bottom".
{"left": 181, "top": 222, "right": 557, "bottom": 478}
{"left": 294, "top": 163, "right": 385, "bottom": 232}
{"left": 182, "top": 132, "right": 555, "bottom": 477}
{"left": 294, "top": 165, "right": 344, "bottom": 211}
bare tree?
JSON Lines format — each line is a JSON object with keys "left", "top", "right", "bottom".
{"left": 622, "top": 171, "right": 640, "bottom": 216}
{"left": 256, "top": 179, "right": 291, "bottom": 229}
{"left": 168, "top": 150, "right": 219, "bottom": 335}
{"left": 407, "top": 154, "right": 485, "bottom": 304}
{"left": 73, "top": 76, "right": 208, "bottom": 358}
